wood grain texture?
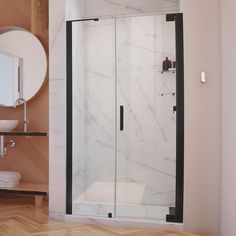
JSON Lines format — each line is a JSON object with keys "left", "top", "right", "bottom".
{"left": 0, "top": 194, "right": 216, "bottom": 236}
{"left": 10, "top": 183, "right": 48, "bottom": 193}
{"left": 31, "top": 0, "right": 49, "bottom": 35}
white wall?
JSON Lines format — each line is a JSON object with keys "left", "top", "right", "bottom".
{"left": 221, "top": 0, "right": 236, "bottom": 235}
{"left": 182, "top": 0, "right": 221, "bottom": 234}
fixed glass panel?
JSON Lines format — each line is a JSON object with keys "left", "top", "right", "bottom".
{"left": 72, "top": 19, "right": 116, "bottom": 217}
{"left": 115, "top": 15, "right": 176, "bottom": 220}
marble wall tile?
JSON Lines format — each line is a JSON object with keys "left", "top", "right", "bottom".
{"left": 49, "top": 0, "right": 67, "bottom": 220}
{"left": 67, "top": 0, "right": 179, "bottom": 20}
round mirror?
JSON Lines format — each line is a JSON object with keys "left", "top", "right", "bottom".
{"left": 0, "top": 27, "right": 47, "bottom": 107}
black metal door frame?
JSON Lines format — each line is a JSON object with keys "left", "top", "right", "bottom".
{"left": 66, "top": 13, "right": 184, "bottom": 223}
{"left": 166, "top": 13, "right": 184, "bottom": 223}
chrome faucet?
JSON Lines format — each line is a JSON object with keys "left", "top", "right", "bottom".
{"left": 14, "top": 98, "right": 28, "bottom": 132}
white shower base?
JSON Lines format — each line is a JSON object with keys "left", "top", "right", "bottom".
{"left": 67, "top": 201, "right": 183, "bottom": 231}
{"left": 65, "top": 214, "right": 183, "bottom": 231}
{"left": 72, "top": 201, "right": 172, "bottom": 221}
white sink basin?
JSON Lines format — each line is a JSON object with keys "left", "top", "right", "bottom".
{"left": 0, "top": 120, "right": 19, "bottom": 132}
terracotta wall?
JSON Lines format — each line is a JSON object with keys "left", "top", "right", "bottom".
{"left": 0, "top": 0, "right": 48, "bottom": 184}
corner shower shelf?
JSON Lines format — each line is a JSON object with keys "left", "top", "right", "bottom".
{"left": 0, "top": 183, "right": 48, "bottom": 207}
{"left": 160, "top": 69, "right": 176, "bottom": 74}
{"left": 159, "top": 92, "right": 176, "bottom": 96}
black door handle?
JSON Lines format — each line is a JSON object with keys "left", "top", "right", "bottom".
{"left": 120, "top": 106, "right": 124, "bottom": 131}
{"left": 173, "top": 106, "right": 177, "bottom": 114}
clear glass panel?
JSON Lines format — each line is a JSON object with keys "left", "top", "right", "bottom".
{"left": 71, "top": 15, "right": 177, "bottom": 221}
{"left": 116, "top": 15, "right": 176, "bottom": 220}
{"left": 72, "top": 19, "right": 116, "bottom": 217}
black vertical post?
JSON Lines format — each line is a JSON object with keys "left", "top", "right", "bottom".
{"left": 175, "top": 13, "right": 184, "bottom": 223}
{"left": 66, "top": 20, "right": 73, "bottom": 215}
{"left": 166, "top": 13, "right": 184, "bottom": 223}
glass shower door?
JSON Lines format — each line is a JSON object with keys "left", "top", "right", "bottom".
{"left": 72, "top": 19, "right": 116, "bottom": 217}
{"left": 70, "top": 14, "right": 180, "bottom": 221}
{"left": 115, "top": 15, "right": 177, "bottom": 220}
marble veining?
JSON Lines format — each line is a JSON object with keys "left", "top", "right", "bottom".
{"left": 72, "top": 15, "right": 176, "bottom": 221}
{"left": 67, "top": 0, "right": 180, "bottom": 20}
{"left": 49, "top": 0, "right": 67, "bottom": 220}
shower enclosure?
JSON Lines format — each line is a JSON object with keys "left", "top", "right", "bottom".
{"left": 67, "top": 13, "right": 184, "bottom": 223}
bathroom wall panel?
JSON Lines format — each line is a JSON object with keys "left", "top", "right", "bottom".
{"left": 0, "top": 0, "right": 49, "bottom": 184}
{"left": 182, "top": 0, "right": 221, "bottom": 234}
{"left": 49, "top": 0, "right": 67, "bottom": 220}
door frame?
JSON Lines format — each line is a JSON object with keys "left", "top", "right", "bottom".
{"left": 165, "top": 13, "right": 184, "bottom": 223}
{"left": 66, "top": 13, "right": 184, "bottom": 223}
